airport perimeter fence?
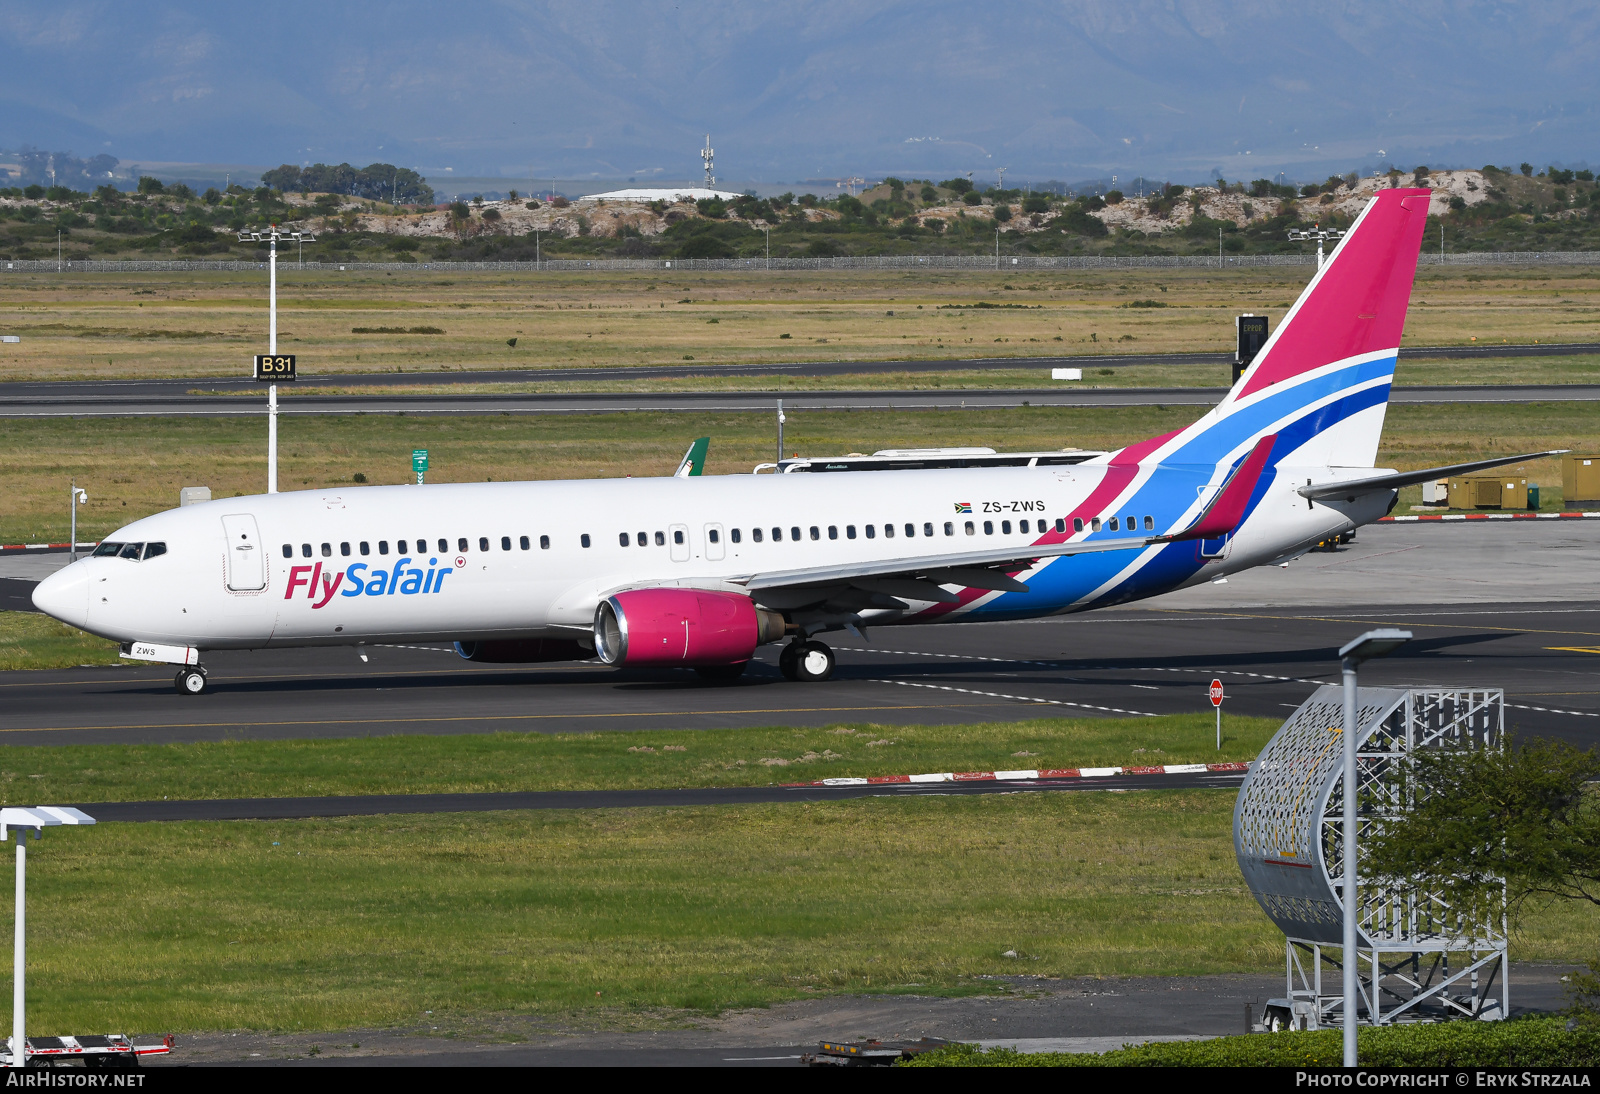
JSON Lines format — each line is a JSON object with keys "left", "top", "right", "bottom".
{"left": 3, "top": 251, "right": 1599, "bottom": 275}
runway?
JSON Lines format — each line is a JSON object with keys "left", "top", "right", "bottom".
{"left": 2, "top": 339, "right": 1592, "bottom": 406}
{"left": 6, "top": 522, "right": 1600, "bottom": 753}
{"left": 4, "top": 382, "right": 1598, "bottom": 418}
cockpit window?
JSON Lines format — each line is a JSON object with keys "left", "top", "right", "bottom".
{"left": 118, "top": 543, "right": 144, "bottom": 560}
{"left": 93, "top": 542, "right": 122, "bottom": 558}
{"left": 142, "top": 542, "right": 167, "bottom": 560}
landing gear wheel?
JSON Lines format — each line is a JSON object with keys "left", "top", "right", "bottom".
{"left": 778, "top": 641, "right": 803, "bottom": 681}
{"left": 792, "top": 641, "right": 835, "bottom": 683}
{"left": 694, "top": 662, "right": 747, "bottom": 684}
{"left": 174, "top": 668, "right": 207, "bottom": 695}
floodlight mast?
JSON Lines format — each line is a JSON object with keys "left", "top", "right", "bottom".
{"left": 1288, "top": 225, "right": 1346, "bottom": 269}
{"left": 236, "top": 226, "right": 314, "bottom": 493}
{"left": 1336, "top": 628, "right": 1411, "bottom": 1067}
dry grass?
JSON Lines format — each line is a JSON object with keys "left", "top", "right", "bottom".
{"left": 1, "top": 265, "right": 1598, "bottom": 383}
{"left": 2, "top": 403, "right": 1594, "bottom": 543}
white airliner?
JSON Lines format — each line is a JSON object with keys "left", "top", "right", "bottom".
{"left": 32, "top": 189, "right": 1550, "bottom": 694}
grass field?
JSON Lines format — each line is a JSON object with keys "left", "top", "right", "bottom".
{"left": 0, "top": 714, "right": 1281, "bottom": 804}
{"left": 1, "top": 402, "right": 1592, "bottom": 543}
{"left": 11, "top": 793, "right": 1593, "bottom": 1033}
{"left": 1, "top": 264, "right": 1597, "bottom": 383}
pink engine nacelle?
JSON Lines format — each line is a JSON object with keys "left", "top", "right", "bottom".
{"left": 593, "top": 589, "right": 785, "bottom": 667}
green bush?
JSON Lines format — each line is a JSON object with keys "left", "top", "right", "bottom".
{"left": 903, "top": 1018, "right": 1600, "bottom": 1067}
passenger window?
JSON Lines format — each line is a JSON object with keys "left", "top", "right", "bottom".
{"left": 360, "top": 541, "right": 371, "bottom": 556}
{"left": 1109, "top": 518, "right": 1119, "bottom": 531}
{"left": 790, "top": 527, "right": 800, "bottom": 541}
{"left": 1017, "top": 520, "right": 1028, "bottom": 534}
{"left": 474, "top": 537, "right": 486, "bottom": 552}
{"left": 771, "top": 527, "right": 781, "bottom": 542}
{"left": 826, "top": 526, "right": 836, "bottom": 540}
{"left": 884, "top": 524, "right": 895, "bottom": 539}
{"left": 674, "top": 530, "right": 685, "bottom": 545}
{"left": 580, "top": 534, "right": 591, "bottom": 548}
{"left": 904, "top": 523, "right": 915, "bottom": 538}
{"left": 731, "top": 528, "right": 742, "bottom": 544}
{"left": 340, "top": 542, "right": 351, "bottom": 557}
{"left": 619, "top": 533, "right": 630, "bottom": 547}
{"left": 280, "top": 544, "right": 292, "bottom": 559}
{"left": 379, "top": 541, "right": 390, "bottom": 555}
{"left": 846, "top": 525, "right": 856, "bottom": 540}
{"left": 321, "top": 543, "right": 332, "bottom": 557}
{"left": 501, "top": 536, "right": 511, "bottom": 551}
{"left": 924, "top": 522, "right": 934, "bottom": 537}
{"left": 1072, "top": 519, "right": 1083, "bottom": 533}
{"left": 943, "top": 522, "right": 953, "bottom": 536}
{"left": 1144, "top": 516, "right": 1154, "bottom": 531}
{"left": 301, "top": 543, "right": 312, "bottom": 558}
{"left": 1091, "top": 519, "right": 1101, "bottom": 532}
{"left": 1001, "top": 521, "right": 1012, "bottom": 534}
{"left": 540, "top": 535, "right": 550, "bottom": 550}
{"left": 120, "top": 543, "right": 143, "bottom": 560}
{"left": 965, "top": 521, "right": 974, "bottom": 535}
{"left": 520, "top": 536, "right": 530, "bottom": 550}
{"left": 94, "top": 542, "right": 123, "bottom": 558}
{"left": 865, "top": 525, "right": 876, "bottom": 539}
{"left": 403, "top": 540, "right": 413, "bottom": 554}
{"left": 810, "top": 526, "right": 820, "bottom": 541}
{"left": 1058, "top": 519, "right": 1069, "bottom": 533}
{"left": 752, "top": 528, "right": 764, "bottom": 543}
{"left": 709, "top": 529, "right": 720, "bottom": 544}
{"left": 143, "top": 542, "right": 167, "bottom": 560}
{"left": 458, "top": 538, "right": 469, "bottom": 552}
{"left": 983, "top": 521, "right": 994, "bottom": 535}
{"left": 654, "top": 531, "right": 665, "bottom": 546}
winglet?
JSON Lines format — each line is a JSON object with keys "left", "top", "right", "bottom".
{"left": 1161, "top": 434, "right": 1277, "bottom": 543}
{"left": 674, "top": 437, "right": 710, "bottom": 477}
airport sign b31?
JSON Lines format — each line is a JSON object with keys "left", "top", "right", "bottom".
{"left": 253, "top": 354, "right": 297, "bottom": 381}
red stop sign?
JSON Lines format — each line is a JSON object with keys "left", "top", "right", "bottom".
{"left": 1209, "top": 679, "right": 1225, "bottom": 707}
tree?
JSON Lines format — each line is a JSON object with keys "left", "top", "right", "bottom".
{"left": 962, "top": 190, "right": 983, "bottom": 206}
{"left": 940, "top": 177, "right": 973, "bottom": 195}
{"left": 696, "top": 197, "right": 727, "bottom": 218}
{"left": 1104, "top": 190, "right": 1124, "bottom": 204}
{"left": 260, "top": 165, "right": 302, "bottom": 192}
{"left": 920, "top": 184, "right": 937, "bottom": 203}
{"left": 992, "top": 204, "right": 1012, "bottom": 223}
{"left": 137, "top": 176, "right": 164, "bottom": 194}
{"left": 1521, "top": 163, "right": 1534, "bottom": 177}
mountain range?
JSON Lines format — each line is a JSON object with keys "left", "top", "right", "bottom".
{"left": 1, "top": 1, "right": 1595, "bottom": 186}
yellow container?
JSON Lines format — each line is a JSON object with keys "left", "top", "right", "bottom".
{"left": 1563, "top": 454, "right": 1600, "bottom": 507}
{"left": 1447, "top": 474, "right": 1526, "bottom": 510}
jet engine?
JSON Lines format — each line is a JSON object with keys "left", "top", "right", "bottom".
{"left": 593, "top": 589, "right": 785, "bottom": 667}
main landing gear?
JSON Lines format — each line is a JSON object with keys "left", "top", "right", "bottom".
{"left": 779, "top": 640, "right": 835, "bottom": 683}
{"left": 173, "top": 667, "right": 208, "bottom": 695}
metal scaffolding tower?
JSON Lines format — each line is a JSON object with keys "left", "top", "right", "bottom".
{"left": 1235, "top": 687, "right": 1507, "bottom": 1030}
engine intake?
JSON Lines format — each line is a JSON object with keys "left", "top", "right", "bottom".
{"left": 593, "top": 589, "right": 784, "bottom": 667}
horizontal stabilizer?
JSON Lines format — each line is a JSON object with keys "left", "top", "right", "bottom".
{"left": 1297, "top": 450, "right": 1567, "bottom": 501}
{"left": 1159, "top": 434, "right": 1278, "bottom": 543}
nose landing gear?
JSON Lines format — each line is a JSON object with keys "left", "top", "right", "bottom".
{"left": 779, "top": 640, "right": 835, "bottom": 682}
{"left": 174, "top": 667, "right": 208, "bottom": 695}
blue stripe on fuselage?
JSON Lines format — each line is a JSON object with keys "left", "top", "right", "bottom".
{"left": 956, "top": 367, "right": 1395, "bottom": 622}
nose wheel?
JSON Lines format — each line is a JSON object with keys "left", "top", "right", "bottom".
{"left": 779, "top": 640, "right": 835, "bottom": 682}
{"left": 174, "top": 668, "right": 208, "bottom": 695}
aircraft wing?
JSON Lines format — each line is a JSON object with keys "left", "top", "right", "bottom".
{"left": 731, "top": 434, "right": 1278, "bottom": 603}
{"left": 1296, "top": 450, "right": 1566, "bottom": 502}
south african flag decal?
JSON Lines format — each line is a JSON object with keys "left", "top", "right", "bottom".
{"left": 954, "top": 502, "right": 972, "bottom": 514}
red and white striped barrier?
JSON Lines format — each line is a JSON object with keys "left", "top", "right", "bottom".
{"left": 1379, "top": 511, "right": 1600, "bottom": 523}
{"left": 788, "top": 761, "right": 1251, "bottom": 788}
{"left": 0, "top": 542, "right": 97, "bottom": 554}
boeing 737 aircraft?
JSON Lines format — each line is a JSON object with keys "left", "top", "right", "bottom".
{"left": 32, "top": 188, "right": 1552, "bottom": 694}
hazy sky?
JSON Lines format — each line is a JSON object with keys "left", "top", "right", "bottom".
{"left": 2, "top": 1, "right": 1596, "bottom": 185}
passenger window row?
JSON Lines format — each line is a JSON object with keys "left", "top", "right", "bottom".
{"left": 91, "top": 541, "right": 167, "bottom": 561}
{"left": 1077, "top": 515, "right": 1157, "bottom": 533}
{"left": 279, "top": 535, "right": 552, "bottom": 560}
{"left": 656, "top": 518, "right": 1071, "bottom": 546}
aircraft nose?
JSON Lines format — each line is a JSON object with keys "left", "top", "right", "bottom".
{"left": 31, "top": 562, "right": 90, "bottom": 628}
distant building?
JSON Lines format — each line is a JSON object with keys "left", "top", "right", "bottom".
{"left": 578, "top": 187, "right": 744, "bottom": 203}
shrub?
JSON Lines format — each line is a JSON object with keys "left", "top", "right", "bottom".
{"left": 550, "top": 195, "right": 569, "bottom": 208}
{"left": 940, "top": 177, "right": 974, "bottom": 195}
{"left": 926, "top": 218, "right": 945, "bottom": 234}
{"left": 1579, "top": 170, "right": 1595, "bottom": 182}
{"left": 481, "top": 208, "right": 501, "bottom": 222}
{"left": 1022, "top": 194, "right": 1050, "bottom": 214}
{"left": 806, "top": 239, "right": 842, "bottom": 258}
{"left": 992, "top": 204, "right": 1012, "bottom": 223}
{"left": 1301, "top": 184, "right": 1320, "bottom": 197}
{"left": 136, "top": 176, "right": 164, "bottom": 194}
{"left": 920, "top": 184, "right": 937, "bottom": 203}
{"left": 1104, "top": 190, "right": 1123, "bottom": 204}
{"left": 883, "top": 176, "right": 905, "bottom": 191}
{"left": 962, "top": 191, "right": 983, "bottom": 206}
{"left": 678, "top": 234, "right": 734, "bottom": 259}
{"left": 22, "top": 184, "right": 44, "bottom": 200}
{"left": 696, "top": 197, "right": 727, "bottom": 218}
{"left": 1521, "top": 163, "right": 1534, "bottom": 176}
{"left": 448, "top": 201, "right": 470, "bottom": 221}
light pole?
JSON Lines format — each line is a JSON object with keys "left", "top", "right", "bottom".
{"left": 3, "top": 807, "right": 95, "bottom": 1069}
{"left": 68, "top": 485, "right": 87, "bottom": 562}
{"left": 995, "top": 228, "right": 1000, "bottom": 270}
{"left": 776, "top": 400, "right": 785, "bottom": 464}
{"left": 1336, "top": 628, "right": 1411, "bottom": 1068}
{"left": 1288, "top": 225, "right": 1346, "bottom": 269}
{"left": 764, "top": 226, "right": 770, "bottom": 270}
{"left": 236, "top": 226, "right": 314, "bottom": 494}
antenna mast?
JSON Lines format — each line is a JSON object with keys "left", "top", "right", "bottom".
{"left": 702, "top": 135, "right": 715, "bottom": 187}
